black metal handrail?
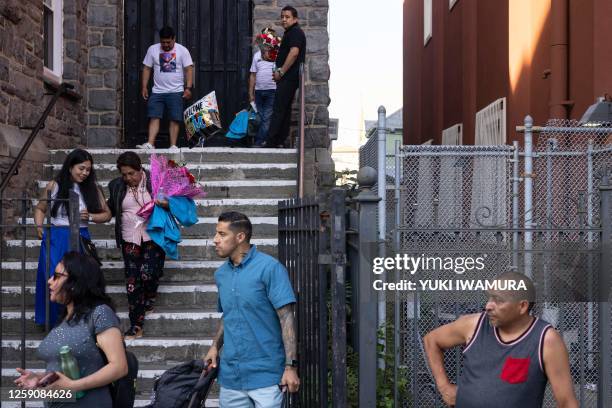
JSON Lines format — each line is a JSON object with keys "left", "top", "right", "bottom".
{"left": 298, "top": 63, "right": 305, "bottom": 198}
{"left": 0, "top": 82, "right": 73, "bottom": 195}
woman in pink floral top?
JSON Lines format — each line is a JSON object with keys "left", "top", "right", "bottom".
{"left": 107, "top": 152, "right": 168, "bottom": 339}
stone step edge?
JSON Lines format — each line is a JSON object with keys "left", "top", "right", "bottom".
{"left": 2, "top": 311, "right": 221, "bottom": 320}
{"left": 5, "top": 238, "right": 277, "bottom": 248}
{"left": 47, "top": 163, "right": 297, "bottom": 170}
{"left": 3, "top": 367, "right": 216, "bottom": 379}
{"left": 50, "top": 147, "right": 296, "bottom": 154}
{"left": 30, "top": 198, "right": 286, "bottom": 207}
{"left": 2, "top": 284, "right": 217, "bottom": 295}
{"left": 38, "top": 180, "right": 296, "bottom": 188}
{"left": 1, "top": 401, "right": 219, "bottom": 408}
{"left": 2, "top": 260, "right": 223, "bottom": 270}
{"left": 3, "top": 338, "right": 213, "bottom": 349}
{"left": 19, "top": 217, "right": 278, "bottom": 226}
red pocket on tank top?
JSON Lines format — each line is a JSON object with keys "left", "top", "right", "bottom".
{"left": 500, "top": 357, "right": 530, "bottom": 384}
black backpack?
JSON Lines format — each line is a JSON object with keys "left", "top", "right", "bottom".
{"left": 87, "top": 315, "right": 139, "bottom": 408}
{"left": 148, "top": 360, "right": 218, "bottom": 408}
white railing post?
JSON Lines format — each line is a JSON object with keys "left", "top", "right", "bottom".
{"left": 523, "top": 115, "right": 534, "bottom": 279}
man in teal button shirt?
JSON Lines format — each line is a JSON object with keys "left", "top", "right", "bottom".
{"left": 203, "top": 211, "right": 300, "bottom": 407}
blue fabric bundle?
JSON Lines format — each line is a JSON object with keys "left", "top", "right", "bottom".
{"left": 147, "top": 196, "right": 198, "bottom": 259}
{"left": 225, "top": 109, "right": 250, "bottom": 139}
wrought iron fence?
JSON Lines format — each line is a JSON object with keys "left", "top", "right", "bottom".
{"left": 278, "top": 196, "right": 329, "bottom": 407}
{"left": 279, "top": 182, "right": 383, "bottom": 407}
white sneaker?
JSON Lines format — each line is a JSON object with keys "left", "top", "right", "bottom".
{"left": 168, "top": 145, "right": 180, "bottom": 152}
{"left": 136, "top": 142, "right": 154, "bottom": 149}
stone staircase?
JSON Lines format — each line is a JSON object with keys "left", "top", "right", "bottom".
{"left": 1, "top": 147, "right": 297, "bottom": 407}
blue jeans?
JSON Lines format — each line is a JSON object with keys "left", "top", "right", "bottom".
{"left": 255, "top": 89, "right": 276, "bottom": 145}
{"left": 219, "top": 385, "right": 283, "bottom": 408}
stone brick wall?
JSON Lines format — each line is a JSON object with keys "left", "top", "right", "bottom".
{"left": 85, "top": 0, "right": 122, "bottom": 147}
{"left": 253, "top": 0, "right": 334, "bottom": 194}
{"left": 0, "top": 0, "right": 89, "bottom": 200}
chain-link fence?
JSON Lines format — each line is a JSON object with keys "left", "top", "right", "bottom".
{"left": 379, "top": 120, "right": 612, "bottom": 407}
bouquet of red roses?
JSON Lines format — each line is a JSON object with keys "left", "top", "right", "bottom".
{"left": 136, "top": 154, "right": 205, "bottom": 220}
{"left": 255, "top": 27, "right": 281, "bottom": 61}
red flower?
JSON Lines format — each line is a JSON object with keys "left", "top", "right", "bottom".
{"left": 168, "top": 159, "right": 177, "bottom": 168}
{"left": 188, "top": 172, "right": 196, "bottom": 184}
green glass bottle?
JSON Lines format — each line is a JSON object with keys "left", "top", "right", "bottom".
{"left": 59, "top": 346, "right": 85, "bottom": 399}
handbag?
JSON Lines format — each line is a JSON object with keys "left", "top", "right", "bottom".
{"left": 80, "top": 235, "right": 102, "bottom": 265}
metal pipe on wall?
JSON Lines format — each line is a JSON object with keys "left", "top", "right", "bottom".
{"left": 550, "top": 0, "right": 570, "bottom": 119}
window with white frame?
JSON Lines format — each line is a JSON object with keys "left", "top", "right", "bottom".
{"left": 442, "top": 124, "right": 463, "bottom": 145}
{"left": 424, "top": 0, "right": 432, "bottom": 45}
{"left": 472, "top": 98, "right": 508, "bottom": 227}
{"left": 449, "top": 0, "right": 459, "bottom": 11}
{"left": 475, "top": 97, "right": 506, "bottom": 145}
{"left": 439, "top": 123, "right": 464, "bottom": 226}
{"left": 43, "top": 0, "right": 63, "bottom": 82}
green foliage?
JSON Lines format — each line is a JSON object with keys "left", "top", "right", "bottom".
{"left": 328, "top": 323, "right": 411, "bottom": 407}
{"left": 375, "top": 324, "right": 410, "bottom": 407}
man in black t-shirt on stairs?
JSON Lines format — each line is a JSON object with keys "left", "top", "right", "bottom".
{"left": 264, "top": 6, "right": 306, "bottom": 148}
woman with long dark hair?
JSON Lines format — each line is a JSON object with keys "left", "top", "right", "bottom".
{"left": 14, "top": 252, "right": 127, "bottom": 407}
{"left": 34, "top": 148, "right": 112, "bottom": 326}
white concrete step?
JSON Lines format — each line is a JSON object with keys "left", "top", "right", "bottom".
{"left": 1, "top": 260, "right": 222, "bottom": 284}
{"left": 3, "top": 238, "right": 278, "bottom": 260}
{"left": 0, "top": 401, "right": 219, "bottom": 407}
{"left": 38, "top": 179, "right": 296, "bottom": 188}
{"left": 2, "top": 309, "right": 221, "bottom": 336}
{"left": 1, "top": 283, "right": 218, "bottom": 309}
{"left": 20, "top": 216, "right": 278, "bottom": 226}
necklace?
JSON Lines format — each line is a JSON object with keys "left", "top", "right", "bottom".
{"left": 128, "top": 172, "right": 148, "bottom": 207}
{"left": 129, "top": 185, "right": 145, "bottom": 207}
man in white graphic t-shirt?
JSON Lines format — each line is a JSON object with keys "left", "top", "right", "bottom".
{"left": 138, "top": 26, "right": 194, "bottom": 150}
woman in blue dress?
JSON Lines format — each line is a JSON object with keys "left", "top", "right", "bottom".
{"left": 33, "top": 148, "right": 111, "bottom": 327}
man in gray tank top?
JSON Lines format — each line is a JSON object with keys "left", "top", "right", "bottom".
{"left": 423, "top": 272, "right": 578, "bottom": 408}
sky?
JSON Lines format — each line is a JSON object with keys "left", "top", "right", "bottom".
{"left": 328, "top": 0, "right": 404, "bottom": 150}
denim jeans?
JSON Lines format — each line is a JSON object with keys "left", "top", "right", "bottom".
{"left": 255, "top": 89, "right": 276, "bottom": 145}
{"left": 219, "top": 385, "right": 283, "bottom": 408}
{"left": 147, "top": 92, "right": 184, "bottom": 121}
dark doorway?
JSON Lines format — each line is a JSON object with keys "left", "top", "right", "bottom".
{"left": 124, "top": 0, "right": 253, "bottom": 147}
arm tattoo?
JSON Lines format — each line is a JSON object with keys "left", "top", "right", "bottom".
{"left": 213, "top": 320, "right": 224, "bottom": 349}
{"left": 277, "top": 304, "right": 297, "bottom": 361}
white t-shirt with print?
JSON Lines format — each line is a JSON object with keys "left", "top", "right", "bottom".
{"left": 250, "top": 51, "right": 276, "bottom": 91}
{"left": 143, "top": 43, "right": 194, "bottom": 94}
